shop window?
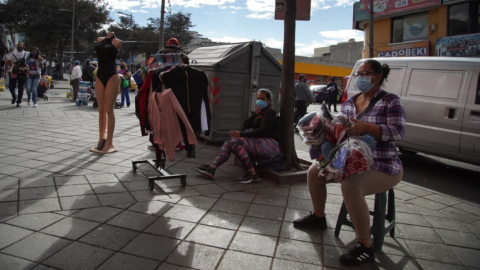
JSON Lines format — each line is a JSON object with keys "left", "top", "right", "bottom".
{"left": 448, "top": 2, "right": 480, "bottom": 36}
{"left": 391, "top": 12, "right": 428, "bottom": 43}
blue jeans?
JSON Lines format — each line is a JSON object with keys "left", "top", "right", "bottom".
{"left": 26, "top": 75, "right": 40, "bottom": 104}
{"left": 121, "top": 87, "right": 130, "bottom": 106}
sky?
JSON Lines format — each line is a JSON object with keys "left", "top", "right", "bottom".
{"left": 108, "top": 0, "right": 364, "bottom": 56}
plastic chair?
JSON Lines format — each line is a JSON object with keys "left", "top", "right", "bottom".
{"left": 334, "top": 189, "right": 395, "bottom": 252}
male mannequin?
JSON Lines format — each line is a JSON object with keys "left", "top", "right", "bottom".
{"left": 90, "top": 32, "right": 123, "bottom": 154}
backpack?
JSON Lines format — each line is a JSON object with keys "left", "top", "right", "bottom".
{"left": 11, "top": 52, "right": 29, "bottom": 78}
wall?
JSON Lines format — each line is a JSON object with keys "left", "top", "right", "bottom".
{"left": 329, "top": 41, "right": 364, "bottom": 63}
{"left": 362, "top": 17, "right": 392, "bottom": 58}
{"left": 428, "top": 6, "right": 448, "bottom": 55}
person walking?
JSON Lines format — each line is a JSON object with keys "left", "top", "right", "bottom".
{"left": 327, "top": 76, "right": 339, "bottom": 112}
{"left": 6, "top": 42, "right": 29, "bottom": 107}
{"left": 120, "top": 70, "right": 131, "bottom": 107}
{"left": 294, "top": 74, "right": 315, "bottom": 127}
{"left": 118, "top": 61, "right": 127, "bottom": 75}
{"left": 70, "top": 60, "right": 82, "bottom": 102}
{"left": 25, "top": 47, "right": 44, "bottom": 107}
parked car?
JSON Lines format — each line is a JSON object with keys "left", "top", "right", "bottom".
{"left": 345, "top": 57, "right": 480, "bottom": 165}
{"left": 310, "top": 84, "right": 329, "bottom": 104}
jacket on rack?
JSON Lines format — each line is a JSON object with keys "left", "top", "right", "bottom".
{"left": 136, "top": 69, "right": 154, "bottom": 136}
{"left": 148, "top": 88, "right": 197, "bottom": 161}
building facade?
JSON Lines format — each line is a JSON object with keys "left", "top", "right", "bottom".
{"left": 353, "top": 0, "right": 480, "bottom": 58}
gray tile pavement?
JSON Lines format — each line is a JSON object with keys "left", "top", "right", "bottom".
{"left": 1, "top": 81, "right": 480, "bottom": 269}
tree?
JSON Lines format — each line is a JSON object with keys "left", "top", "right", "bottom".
{"left": 0, "top": 0, "right": 110, "bottom": 79}
{"left": 147, "top": 12, "right": 195, "bottom": 50}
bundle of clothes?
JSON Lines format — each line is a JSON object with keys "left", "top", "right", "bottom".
{"left": 297, "top": 104, "right": 375, "bottom": 182}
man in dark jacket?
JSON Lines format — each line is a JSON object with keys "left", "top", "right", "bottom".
{"left": 294, "top": 74, "right": 315, "bottom": 127}
{"left": 327, "top": 76, "right": 339, "bottom": 112}
{"left": 83, "top": 59, "right": 95, "bottom": 85}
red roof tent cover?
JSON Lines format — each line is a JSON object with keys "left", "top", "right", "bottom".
{"left": 275, "top": 0, "right": 311, "bottom": 21}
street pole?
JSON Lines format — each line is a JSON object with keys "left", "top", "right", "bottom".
{"left": 71, "top": 0, "right": 75, "bottom": 63}
{"left": 159, "top": 0, "right": 166, "bottom": 50}
{"left": 369, "top": 0, "right": 374, "bottom": 58}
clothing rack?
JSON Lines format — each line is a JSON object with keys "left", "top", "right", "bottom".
{"left": 132, "top": 159, "right": 186, "bottom": 190}
{"left": 151, "top": 53, "right": 185, "bottom": 66}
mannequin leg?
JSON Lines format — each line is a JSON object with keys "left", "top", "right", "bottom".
{"left": 95, "top": 77, "right": 107, "bottom": 144}
{"left": 99, "top": 75, "right": 120, "bottom": 153}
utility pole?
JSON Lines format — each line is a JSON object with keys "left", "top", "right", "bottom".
{"left": 159, "top": 0, "right": 166, "bottom": 51}
{"left": 118, "top": 12, "right": 134, "bottom": 70}
{"left": 70, "top": 0, "right": 75, "bottom": 63}
{"left": 369, "top": 0, "right": 374, "bottom": 58}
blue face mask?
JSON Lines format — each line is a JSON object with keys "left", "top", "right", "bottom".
{"left": 256, "top": 99, "right": 268, "bottom": 110}
{"left": 355, "top": 76, "right": 375, "bottom": 93}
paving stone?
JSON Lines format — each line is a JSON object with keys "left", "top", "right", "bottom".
{"left": 416, "top": 259, "right": 466, "bottom": 270}
{"left": 396, "top": 224, "right": 444, "bottom": 243}
{"left": 423, "top": 194, "right": 462, "bottom": 206}
{"left": 436, "top": 228, "right": 480, "bottom": 249}
{"left": 239, "top": 216, "right": 282, "bottom": 236}
{"left": 19, "top": 177, "right": 54, "bottom": 188}
{"left": 177, "top": 195, "right": 218, "bottom": 209}
{"left": 130, "top": 189, "right": 171, "bottom": 201}
{"left": 185, "top": 224, "right": 235, "bottom": 248}
{"left": 190, "top": 183, "right": 228, "bottom": 195}
{"left": 128, "top": 201, "right": 174, "bottom": 216}
{"left": 217, "top": 250, "right": 272, "bottom": 270}
{"left": 59, "top": 195, "right": 101, "bottom": 210}
{"left": 247, "top": 204, "right": 285, "bottom": 221}
{"left": 253, "top": 193, "right": 287, "bottom": 208}
{"left": 322, "top": 228, "right": 357, "bottom": 248}
{"left": 424, "top": 215, "right": 469, "bottom": 231}
{"left": 43, "top": 242, "right": 113, "bottom": 270}
{"left": 283, "top": 208, "right": 311, "bottom": 223}
{"left": 157, "top": 263, "right": 195, "bottom": 270}
{"left": 453, "top": 203, "right": 480, "bottom": 216}
{"left": 54, "top": 210, "right": 78, "bottom": 216}
{"left": 230, "top": 231, "right": 277, "bottom": 256}
{"left": 0, "top": 201, "right": 17, "bottom": 217}
{"left": 287, "top": 197, "right": 313, "bottom": 211}
{"left": 85, "top": 173, "right": 119, "bottom": 184}
{"left": 394, "top": 190, "right": 419, "bottom": 201}
{"left": 0, "top": 189, "right": 18, "bottom": 202}
{"left": 450, "top": 246, "right": 480, "bottom": 268}
{"left": 200, "top": 210, "right": 244, "bottom": 230}
{"left": 405, "top": 240, "right": 460, "bottom": 264}
{"left": 212, "top": 199, "right": 251, "bottom": 215}
{"left": 408, "top": 197, "right": 448, "bottom": 211}
{"left": 57, "top": 184, "right": 94, "bottom": 197}
{"left": 121, "top": 180, "right": 150, "bottom": 191}
{"left": 54, "top": 175, "right": 88, "bottom": 185}
{"left": 272, "top": 259, "right": 319, "bottom": 270}
{"left": 465, "top": 223, "right": 480, "bottom": 235}
{"left": 257, "top": 186, "right": 290, "bottom": 197}
{"left": 40, "top": 217, "right": 100, "bottom": 240}
{"left": 19, "top": 186, "right": 57, "bottom": 200}
{"left": 96, "top": 192, "right": 136, "bottom": 206}
{"left": 97, "top": 252, "right": 160, "bottom": 270}
{"left": 395, "top": 202, "right": 420, "bottom": 214}
{"left": 19, "top": 198, "right": 61, "bottom": 214}
{"left": 115, "top": 172, "right": 148, "bottom": 182}
{"left": 79, "top": 224, "right": 139, "bottom": 251}
{"left": 288, "top": 188, "right": 312, "bottom": 200}
{"left": 439, "top": 207, "right": 480, "bottom": 224}
{"left": 275, "top": 238, "right": 322, "bottom": 265}
{"left": 163, "top": 204, "right": 208, "bottom": 223}
{"left": 144, "top": 217, "right": 196, "bottom": 240}
{"left": 0, "top": 223, "right": 34, "bottom": 249}
{"left": 2, "top": 232, "right": 71, "bottom": 262}
{"left": 122, "top": 233, "right": 180, "bottom": 261}
{"left": 6, "top": 213, "right": 65, "bottom": 231}
{"left": 14, "top": 169, "right": 53, "bottom": 179}
{"left": 396, "top": 212, "right": 431, "bottom": 227}
{"left": 377, "top": 236, "right": 412, "bottom": 257}
{"left": 398, "top": 185, "right": 434, "bottom": 197}
{"left": 0, "top": 179, "right": 18, "bottom": 190}
{"left": 0, "top": 253, "right": 37, "bottom": 270}
{"left": 220, "top": 191, "right": 256, "bottom": 203}
{"left": 374, "top": 253, "right": 421, "bottom": 270}
{"left": 91, "top": 182, "right": 128, "bottom": 194}
{"left": 71, "top": 206, "right": 122, "bottom": 222}
{"left": 166, "top": 241, "right": 224, "bottom": 269}
{"left": 0, "top": 165, "right": 30, "bottom": 175}
{"left": 107, "top": 210, "right": 158, "bottom": 231}
{"left": 280, "top": 222, "right": 322, "bottom": 244}
{"left": 323, "top": 245, "right": 372, "bottom": 270}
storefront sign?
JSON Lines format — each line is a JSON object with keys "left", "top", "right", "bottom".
{"left": 377, "top": 41, "right": 430, "bottom": 57}
{"left": 354, "top": 0, "right": 441, "bottom": 21}
{"left": 275, "top": 0, "right": 311, "bottom": 21}
{"left": 436, "top": 33, "right": 480, "bottom": 57}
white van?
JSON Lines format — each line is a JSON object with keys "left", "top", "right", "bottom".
{"left": 345, "top": 57, "right": 480, "bottom": 166}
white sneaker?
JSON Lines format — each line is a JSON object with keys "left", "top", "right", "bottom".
{"left": 34, "top": 103, "right": 37, "bottom": 107}
{"left": 27, "top": 101, "right": 30, "bottom": 106}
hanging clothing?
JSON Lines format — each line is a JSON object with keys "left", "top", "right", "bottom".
{"left": 148, "top": 88, "right": 197, "bottom": 161}
{"left": 137, "top": 70, "right": 154, "bottom": 136}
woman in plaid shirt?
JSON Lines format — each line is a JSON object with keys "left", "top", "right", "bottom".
{"left": 293, "top": 59, "right": 406, "bottom": 266}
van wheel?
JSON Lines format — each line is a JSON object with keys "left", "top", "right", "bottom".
{"left": 399, "top": 147, "right": 417, "bottom": 155}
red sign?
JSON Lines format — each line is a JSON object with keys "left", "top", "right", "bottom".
{"left": 357, "top": 0, "right": 440, "bottom": 20}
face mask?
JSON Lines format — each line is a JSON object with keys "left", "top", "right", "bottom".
{"left": 256, "top": 99, "right": 268, "bottom": 110}
{"left": 31, "top": 53, "right": 37, "bottom": 57}
{"left": 120, "top": 65, "right": 125, "bottom": 69}
{"left": 355, "top": 76, "right": 375, "bottom": 93}
{"left": 17, "top": 47, "right": 23, "bottom": 51}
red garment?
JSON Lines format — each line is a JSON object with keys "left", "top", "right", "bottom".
{"left": 138, "top": 70, "right": 154, "bottom": 136}
{"left": 148, "top": 88, "right": 197, "bottom": 161}
{"left": 344, "top": 149, "right": 369, "bottom": 177}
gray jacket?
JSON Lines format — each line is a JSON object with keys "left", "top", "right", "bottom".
{"left": 294, "top": 82, "right": 315, "bottom": 103}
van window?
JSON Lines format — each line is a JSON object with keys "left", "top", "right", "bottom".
{"left": 407, "top": 69, "right": 464, "bottom": 100}
{"left": 382, "top": 68, "right": 403, "bottom": 95}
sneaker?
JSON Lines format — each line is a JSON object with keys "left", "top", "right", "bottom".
{"left": 11, "top": 97, "right": 16, "bottom": 104}
{"left": 293, "top": 212, "right": 327, "bottom": 229}
{"left": 339, "top": 242, "right": 375, "bottom": 266}
{"left": 195, "top": 164, "right": 216, "bottom": 179}
{"left": 175, "top": 143, "right": 184, "bottom": 151}
{"left": 16, "top": 103, "right": 21, "bottom": 107}
{"left": 147, "top": 145, "right": 155, "bottom": 150}
{"left": 34, "top": 103, "right": 37, "bottom": 107}
{"left": 237, "top": 172, "right": 260, "bottom": 184}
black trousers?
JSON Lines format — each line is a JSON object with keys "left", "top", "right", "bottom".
{"left": 295, "top": 100, "right": 308, "bottom": 125}
{"left": 328, "top": 93, "right": 338, "bottom": 112}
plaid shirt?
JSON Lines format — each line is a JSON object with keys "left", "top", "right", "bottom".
{"left": 340, "top": 89, "right": 406, "bottom": 175}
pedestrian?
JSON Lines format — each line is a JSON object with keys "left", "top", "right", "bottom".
{"left": 120, "top": 70, "right": 131, "bottom": 107}
{"left": 70, "top": 60, "right": 82, "bottom": 102}
{"left": 83, "top": 59, "right": 95, "bottom": 85}
{"left": 6, "top": 42, "right": 30, "bottom": 107}
{"left": 25, "top": 47, "right": 44, "bottom": 107}
{"left": 118, "top": 61, "right": 127, "bottom": 75}
{"left": 293, "top": 60, "right": 406, "bottom": 266}
{"left": 294, "top": 74, "right": 315, "bottom": 127}
{"left": 327, "top": 76, "right": 339, "bottom": 112}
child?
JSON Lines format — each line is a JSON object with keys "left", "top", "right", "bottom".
{"left": 120, "top": 70, "right": 131, "bottom": 107}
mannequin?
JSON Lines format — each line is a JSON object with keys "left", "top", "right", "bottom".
{"left": 90, "top": 32, "right": 123, "bottom": 154}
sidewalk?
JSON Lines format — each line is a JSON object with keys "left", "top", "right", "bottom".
{"left": 0, "top": 78, "right": 479, "bottom": 270}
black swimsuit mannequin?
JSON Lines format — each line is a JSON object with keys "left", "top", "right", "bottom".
{"left": 94, "top": 35, "right": 118, "bottom": 87}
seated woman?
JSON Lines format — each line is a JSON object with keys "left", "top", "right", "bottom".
{"left": 293, "top": 60, "right": 406, "bottom": 266}
{"left": 196, "top": 88, "right": 280, "bottom": 184}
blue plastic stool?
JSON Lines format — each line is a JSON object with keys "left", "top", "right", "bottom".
{"left": 334, "top": 189, "right": 396, "bottom": 252}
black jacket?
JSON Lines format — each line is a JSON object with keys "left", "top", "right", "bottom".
{"left": 241, "top": 106, "right": 281, "bottom": 142}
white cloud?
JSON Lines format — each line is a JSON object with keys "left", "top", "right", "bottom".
{"left": 247, "top": 12, "right": 273, "bottom": 20}
{"left": 107, "top": 0, "right": 141, "bottom": 11}
{"left": 231, "top": 11, "right": 236, "bottom": 13}
{"left": 210, "top": 36, "right": 252, "bottom": 43}
{"left": 170, "top": 0, "right": 235, "bottom": 8}
{"left": 131, "top": 9, "right": 149, "bottom": 13}
{"left": 296, "top": 40, "right": 338, "bottom": 56}
{"left": 321, "top": 5, "right": 332, "bottom": 10}
{"left": 319, "top": 29, "right": 364, "bottom": 41}
{"left": 245, "top": 0, "right": 273, "bottom": 13}
{"left": 229, "top": 6, "right": 243, "bottom": 10}
{"left": 218, "top": 6, "right": 228, "bottom": 9}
